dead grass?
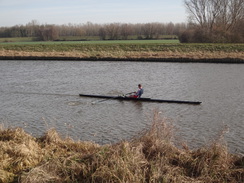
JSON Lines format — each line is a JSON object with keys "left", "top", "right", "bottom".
{"left": 0, "top": 111, "right": 243, "bottom": 183}
{"left": 0, "top": 49, "right": 243, "bottom": 60}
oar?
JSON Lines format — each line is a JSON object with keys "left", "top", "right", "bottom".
{"left": 91, "top": 92, "right": 134, "bottom": 104}
{"left": 123, "top": 92, "right": 135, "bottom": 96}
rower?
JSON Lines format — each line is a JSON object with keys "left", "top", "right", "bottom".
{"left": 130, "top": 84, "right": 144, "bottom": 98}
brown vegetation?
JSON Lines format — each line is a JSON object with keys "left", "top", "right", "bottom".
{"left": 0, "top": 49, "right": 243, "bottom": 61}
{"left": 0, "top": 112, "right": 243, "bottom": 183}
{"left": 0, "top": 21, "right": 182, "bottom": 41}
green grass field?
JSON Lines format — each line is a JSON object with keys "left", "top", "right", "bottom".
{"left": 0, "top": 37, "right": 34, "bottom": 42}
{"left": 0, "top": 41, "right": 243, "bottom": 53}
{"left": 1, "top": 36, "right": 243, "bottom": 53}
{"left": 0, "top": 37, "right": 243, "bottom": 61}
{"left": 0, "top": 38, "right": 180, "bottom": 45}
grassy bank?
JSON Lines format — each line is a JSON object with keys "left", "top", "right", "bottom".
{"left": 0, "top": 112, "right": 243, "bottom": 183}
{"left": 0, "top": 40, "right": 243, "bottom": 62}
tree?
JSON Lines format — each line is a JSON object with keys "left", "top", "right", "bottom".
{"left": 98, "top": 27, "right": 106, "bottom": 40}
{"left": 184, "top": 0, "right": 222, "bottom": 32}
{"left": 37, "top": 25, "right": 59, "bottom": 41}
{"left": 0, "top": 21, "right": 188, "bottom": 41}
{"left": 26, "top": 20, "right": 39, "bottom": 37}
{"left": 183, "top": 0, "right": 244, "bottom": 42}
{"left": 120, "top": 23, "right": 132, "bottom": 40}
{"left": 105, "top": 23, "right": 120, "bottom": 40}
{"left": 142, "top": 23, "right": 158, "bottom": 39}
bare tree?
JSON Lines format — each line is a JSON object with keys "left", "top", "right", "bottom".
{"left": 225, "top": 0, "right": 244, "bottom": 31}
{"left": 184, "top": 0, "right": 222, "bottom": 32}
{"left": 166, "top": 22, "right": 175, "bottom": 35}
{"left": 184, "top": 0, "right": 244, "bottom": 42}
{"left": 142, "top": 23, "right": 159, "bottom": 39}
{"left": 26, "top": 20, "right": 39, "bottom": 37}
{"left": 0, "top": 21, "right": 188, "bottom": 41}
{"left": 105, "top": 23, "right": 120, "bottom": 40}
{"left": 120, "top": 23, "right": 132, "bottom": 40}
{"left": 37, "top": 25, "right": 59, "bottom": 41}
{"left": 98, "top": 27, "right": 106, "bottom": 40}
{"left": 185, "top": 0, "right": 244, "bottom": 29}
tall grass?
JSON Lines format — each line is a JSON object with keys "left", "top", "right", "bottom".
{"left": 0, "top": 111, "right": 243, "bottom": 183}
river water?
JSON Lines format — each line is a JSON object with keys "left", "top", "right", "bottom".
{"left": 0, "top": 60, "right": 243, "bottom": 153}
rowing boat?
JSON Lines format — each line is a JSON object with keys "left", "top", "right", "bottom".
{"left": 79, "top": 94, "right": 201, "bottom": 105}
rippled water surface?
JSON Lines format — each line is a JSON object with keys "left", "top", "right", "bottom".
{"left": 0, "top": 60, "right": 243, "bottom": 153}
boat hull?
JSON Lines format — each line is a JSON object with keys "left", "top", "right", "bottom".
{"left": 79, "top": 94, "right": 201, "bottom": 105}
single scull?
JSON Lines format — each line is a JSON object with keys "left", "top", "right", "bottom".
{"left": 79, "top": 94, "right": 201, "bottom": 105}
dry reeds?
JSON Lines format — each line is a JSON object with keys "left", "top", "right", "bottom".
{"left": 0, "top": 49, "right": 244, "bottom": 60}
{"left": 0, "top": 111, "right": 243, "bottom": 183}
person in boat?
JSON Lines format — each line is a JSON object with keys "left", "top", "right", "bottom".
{"left": 130, "top": 84, "right": 144, "bottom": 98}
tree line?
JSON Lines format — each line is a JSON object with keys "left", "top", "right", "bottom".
{"left": 0, "top": 21, "right": 184, "bottom": 41}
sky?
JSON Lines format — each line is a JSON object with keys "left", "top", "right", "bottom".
{"left": 0, "top": 0, "right": 187, "bottom": 27}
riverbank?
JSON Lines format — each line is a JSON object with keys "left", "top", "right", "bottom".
{"left": 0, "top": 42, "right": 243, "bottom": 63}
{"left": 0, "top": 112, "right": 243, "bottom": 183}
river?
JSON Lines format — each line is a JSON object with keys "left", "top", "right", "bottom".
{"left": 0, "top": 60, "right": 243, "bottom": 153}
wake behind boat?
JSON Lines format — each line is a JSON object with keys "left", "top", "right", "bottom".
{"left": 79, "top": 94, "right": 202, "bottom": 105}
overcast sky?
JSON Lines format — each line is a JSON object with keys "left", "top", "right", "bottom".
{"left": 0, "top": 0, "right": 187, "bottom": 27}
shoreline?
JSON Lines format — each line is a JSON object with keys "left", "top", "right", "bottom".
{"left": 0, "top": 56, "right": 244, "bottom": 63}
